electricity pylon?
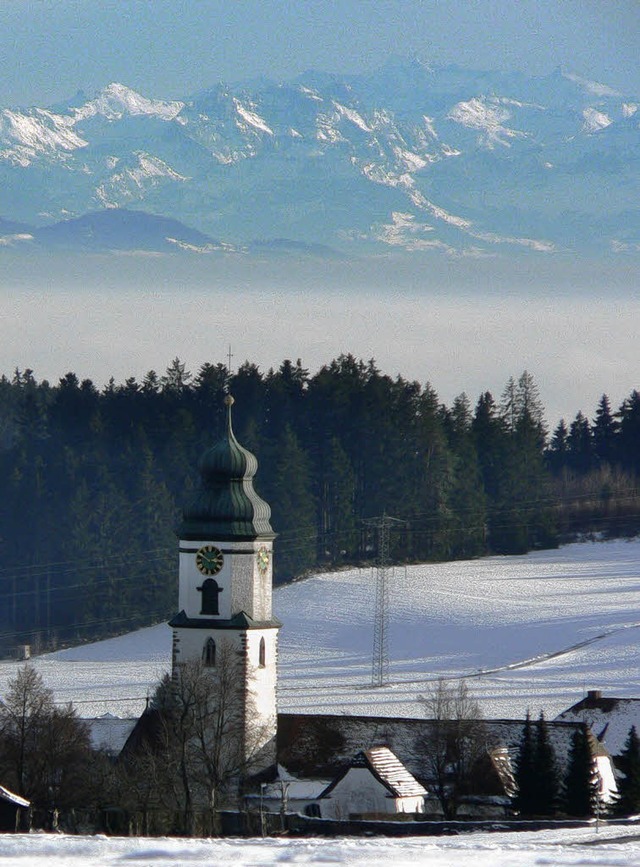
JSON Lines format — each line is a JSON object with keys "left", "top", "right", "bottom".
{"left": 364, "top": 513, "right": 404, "bottom": 687}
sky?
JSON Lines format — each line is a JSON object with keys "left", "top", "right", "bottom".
{"left": 0, "top": 0, "right": 638, "bottom": 430}
{"left": 1, "top": 252, "right": 637, "bottom": 429}
{"left": 0, "top": 0, "right": 639, "bottom": 107}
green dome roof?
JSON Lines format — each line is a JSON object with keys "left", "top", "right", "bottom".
{"left": 178, "top": 395, "right": 274, "bottom": 541}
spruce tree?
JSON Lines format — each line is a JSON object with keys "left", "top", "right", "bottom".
{"left": 592, "top": 394, "right": 616, "bottom": 466}
{"left": 534, "top": 711, "right": 560, "bottom": 816}
{"left": 613, "top": 725, "right": 640, "bottom": 816}
{"left": 513, "top": 712, "right": 537, "bottom": 816}
{"left": 563, "top": 725, "right": 598, "bottom": 817}
{"left": 567, "top": 411, "right": 594, "bottom": 474}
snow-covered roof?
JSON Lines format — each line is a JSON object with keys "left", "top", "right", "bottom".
{"left": 0, "top": 785, "right": 29, "bottom": 808}
{"left": 556, "top": 692, "right": 640, "bottom": 756}
{"left": 361, "top": 746, "right": 427, "bottom": 798}
{"left": 320, "top": 746, "right": 427, "bottom": 801}
{"left": 84, "top": 714, "right": 139, "bottom": 755}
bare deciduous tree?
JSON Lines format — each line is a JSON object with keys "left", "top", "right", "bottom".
{"left": 0, "top": 665, "right": 93, "bottom": 824}
{"left": 418, "top": 678, "right": 487, "bottom": 819}
{"left": 134, "top": 640, "right": 274, "bottom": 834}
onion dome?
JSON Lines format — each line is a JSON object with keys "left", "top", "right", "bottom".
{"left": 178, "top": 395, "right": 274, "bottom": 541}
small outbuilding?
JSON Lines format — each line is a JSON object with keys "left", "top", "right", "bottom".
{"left": 316, "top": 746, "right": 427, "bottom": 819}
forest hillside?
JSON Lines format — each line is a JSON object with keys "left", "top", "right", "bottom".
{"left": 1, "top": 357, "right": 638, "bottom": 653}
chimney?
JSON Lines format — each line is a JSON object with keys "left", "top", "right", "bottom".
{"left": 586, "top": 689, "right": 602, "bottom": 702}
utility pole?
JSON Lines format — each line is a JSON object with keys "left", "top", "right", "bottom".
{"left": 364, "top": 513, "right": 403, "bottom": 687}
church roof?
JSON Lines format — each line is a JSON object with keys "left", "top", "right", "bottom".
{"left": 169, "top": 609, "right": 281, "bottom": 630}
{"left": 178, "top": 395, "right": 274, "bottom": 541}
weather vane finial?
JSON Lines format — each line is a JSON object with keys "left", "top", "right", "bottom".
{"left": 225, "top": 345, "right": 234, "bottom": 394}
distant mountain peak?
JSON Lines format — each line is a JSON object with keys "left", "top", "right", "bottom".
{"left": 73, "top": 83, "right": 185, "bottom": 123}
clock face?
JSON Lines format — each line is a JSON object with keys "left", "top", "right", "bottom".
{"left": 256, "top": 546, "right": 270, "bottom": 576}
{"left": 195, "top": 545, "right": 224, "bottom": 576}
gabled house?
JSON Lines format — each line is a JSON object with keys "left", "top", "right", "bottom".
{"left": 556, "top": 690, "right": 640, "bottom": 757}
{"left": 316, "top": 747, "right": 427, "bottom": 819}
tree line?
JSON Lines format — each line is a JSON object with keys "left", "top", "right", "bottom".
{"left": 0, "top": 357, "right": 638, "bottom": 652}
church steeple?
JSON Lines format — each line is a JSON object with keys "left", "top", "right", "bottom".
{"left": 179, "top": 394, "right": 274, "bottom": 541}
{"left": 170, "top": 394, "right": 280, "bottom": 776}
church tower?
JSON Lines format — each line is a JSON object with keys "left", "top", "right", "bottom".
{"left": 169, "top": 394, "right": 280, "bottom": 771}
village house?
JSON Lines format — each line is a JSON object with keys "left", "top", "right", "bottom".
{"left": 314, "top": 747, "right": 427, "bottom": 819}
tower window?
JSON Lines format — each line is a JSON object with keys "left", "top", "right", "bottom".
{"left": 203, "top": 638, "right": 216, "bottom": 667}
{"left": 259, "top": 636, "right": 266, "bottom": 668}
{"left": 197, "top": 578, "right": 223, "bottom": 615}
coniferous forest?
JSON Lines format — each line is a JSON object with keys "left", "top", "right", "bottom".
{"left": 1, "top": 356, "right": 639, "bottom": 654}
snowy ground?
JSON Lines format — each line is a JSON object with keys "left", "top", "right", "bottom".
{"left": 1, "top": 538, "right": 639, "bottom": 723}
{"left": 3, "top": 825, "right": 640, "bottom": 866}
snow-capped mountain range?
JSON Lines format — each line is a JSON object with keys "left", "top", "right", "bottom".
{"left": 1, "top": 60, "right": 638, "bottom": 257}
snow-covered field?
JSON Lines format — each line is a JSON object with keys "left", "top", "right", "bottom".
{"left": 2, "top": 540, "right": 640, "bottom": 863}
{"left": 1, "top": 538, "right": 640, "bottom": 723}
{"left": 4, "top": 825, "right": 640, "bottom": 866}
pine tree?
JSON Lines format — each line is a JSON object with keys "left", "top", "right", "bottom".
{"left": 592, "top": 394, "right": 617, "bottom": 466}
{"left": 563, "top": 725, "right": 598, "bottom": 817}
{"left": 513, "top": 711, "right": 537, "bottom": 815}
{"left": 567, "top": 411, "right": 593, "bottom": 474}
{"left": 612, "top": 725, "right": 640, "bottom": 816}
{"left": 548, "top": 419, "right": 568, "bottom": 475}
{"left": 447, "top": 394, "right": 487, "bottom": 559}
{"left": 617, "top": 390, "right": 640, "bottom": 475}
{"left": 533, "top": 711, "right": 560, "bottom": 816}
{"left": 494, "top": 373, "right": 555, "bottom": 554}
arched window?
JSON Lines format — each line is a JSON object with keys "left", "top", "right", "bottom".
{"left": 258, "top": 636, "right": 266, "bottom": 668}
{"left": 197, "top": 578, "right": 222, "bottom": 615}
{"left": 203, "top": 637, "right": 216, "bottom": 667}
